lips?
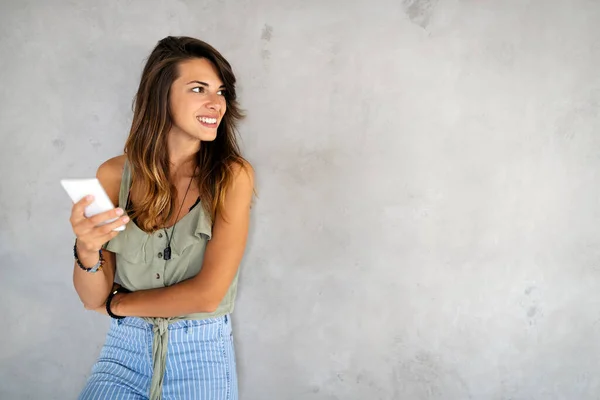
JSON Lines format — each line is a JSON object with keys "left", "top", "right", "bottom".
{"left": 196, "top": 116, "right": 218, "bottom": 128}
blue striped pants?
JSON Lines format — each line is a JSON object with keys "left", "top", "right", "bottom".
{"left": 79, "top": 315, "right": 238, "bottom": 399}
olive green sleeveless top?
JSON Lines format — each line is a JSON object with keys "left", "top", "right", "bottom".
{"left": 102, "top": 159, "right": 240, "bottom": 400}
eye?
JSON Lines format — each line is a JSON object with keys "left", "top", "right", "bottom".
{"left": 217, "top": 89, "right": 227, "bottom": 96}
{"left": 191, "top": 87, "right": 205, "bottom": 93}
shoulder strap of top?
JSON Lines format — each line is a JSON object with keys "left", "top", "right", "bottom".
{"left": 118, "top": 158, "right": 132, "bottom": 208}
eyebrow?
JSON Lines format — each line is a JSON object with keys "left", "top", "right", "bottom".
{"left": 186, "top": 80, "right": 226, "bottom": 89}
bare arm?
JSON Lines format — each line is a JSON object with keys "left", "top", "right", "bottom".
{"left": 72, "top": 247, "right": 116, "bottom": 309}
{"left": 71, "top": 156, "right": 129, "bottom": 309}
{"left": 110, "top": 161, "right": 254, "bottom": 317}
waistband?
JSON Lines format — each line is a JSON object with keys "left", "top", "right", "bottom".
{"left": 112, "top": 314, "right": 229, "bottom": 330}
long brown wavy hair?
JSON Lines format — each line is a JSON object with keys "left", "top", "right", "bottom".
{"left": 123, "top": 36, "right": 248, "bottom": 232}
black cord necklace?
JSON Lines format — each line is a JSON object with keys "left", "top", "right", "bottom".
{"left": 163, "top": 167, "right": 196, "bottom": 261}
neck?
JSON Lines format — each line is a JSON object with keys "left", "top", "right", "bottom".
{"left": 167, "top": 128, "right": 201, "bottom": 178}
{"left": 170, "top": 156, "right": 197, "bottom": 179}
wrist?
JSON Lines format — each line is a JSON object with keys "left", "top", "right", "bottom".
{"left": 76, "top": 251, "right": 100, "bottom": 267}
{"left": 106, "top": 286, "right": 131, "bottom": 319}
{"left": 111, "top": 292, "right": 127, "bottom": 316}
{"left": 76, "top": 240, "right": 100, "bottom": 257}
{"left": 74, "top": 239, "right": 103, "bottom": 272}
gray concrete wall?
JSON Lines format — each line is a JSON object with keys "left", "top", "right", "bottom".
{"left": 1, "top": 0, "right": 600, "bottom": 398}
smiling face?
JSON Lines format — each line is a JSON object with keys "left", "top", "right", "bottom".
{"left": 168, "top": 57, "right": 227, "bottom": 142}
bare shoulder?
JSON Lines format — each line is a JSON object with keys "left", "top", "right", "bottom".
{"left": 227, "top": 158, "right": 255, "bottom": 199}
{"left": 229, "top": 158, "right": 254, "bottom": 187}
{"left": 219, "top": 159, "right": 254, "bottom": 218}
{"left": 96, "top": 155, "right": 126, "bottom": 205}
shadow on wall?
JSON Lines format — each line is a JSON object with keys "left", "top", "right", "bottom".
{"left": 403, "top": 0, "right": 440, "bottom": 29}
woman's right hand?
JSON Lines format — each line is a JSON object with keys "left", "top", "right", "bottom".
{"left": 70, "top": 195, "right": 130, "bottom": 254}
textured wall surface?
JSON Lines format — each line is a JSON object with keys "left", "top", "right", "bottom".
{"left": 2, "top": 0, "right": 600, "bottom": 399}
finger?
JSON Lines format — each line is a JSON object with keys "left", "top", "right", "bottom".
{"left": 95, "top": 214, "right": 130, "bottom": 236}
{"left": 72, "top": 216, "right": 97, "bottom": 239}
{"left": 70, "top": 195, "right": 95, "bottom": 225}
{"left": 74, "top": 209, "right": 127, "bottom": 239}
{"left": 96, "top": 227, "right": 123, "bottom": 246}
{"left": 87, "top": 208, "right": 126, "bottom": 228}
{"left": 79, "top": 221, "right": 122, "bottom": 252}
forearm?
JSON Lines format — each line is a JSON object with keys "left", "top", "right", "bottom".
{"left": 72, "top": 250, "right": 113, "bottom": 309}
{"left": 112, "top": 279, "right": 219, "bottom": 318}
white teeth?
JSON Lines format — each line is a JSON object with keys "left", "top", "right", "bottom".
{"left": 198, "top": 117, "right": 217, "bottom": 124}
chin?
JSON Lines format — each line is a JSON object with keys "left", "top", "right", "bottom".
{"left": 198, "top": 131, "right": 218, "bottom": 142}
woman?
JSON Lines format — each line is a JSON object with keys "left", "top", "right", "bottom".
{"left": 69, "top": 36, "right": 254, "bottom": 400}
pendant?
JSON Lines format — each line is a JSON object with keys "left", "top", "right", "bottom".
{"left": 163, "top": 246, "right": 171, "bottom": 260}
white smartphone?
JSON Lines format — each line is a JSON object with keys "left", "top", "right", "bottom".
{"left": 60, "top": 178, "right": 126, "bottom": 231}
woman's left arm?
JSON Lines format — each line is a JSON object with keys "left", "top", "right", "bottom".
{"left": 109, "top": 161, "right": 255, "bottom": 318}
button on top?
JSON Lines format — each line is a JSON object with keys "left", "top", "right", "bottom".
{"left": 158, "top": 252, "right": 163, "bottom": 259}
{"left": 158, "top": 233, "right": 163, "bottom": 238}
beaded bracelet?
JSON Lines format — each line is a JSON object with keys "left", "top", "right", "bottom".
{"left": 73, "top": 238, "right": 104, "bottom": 273}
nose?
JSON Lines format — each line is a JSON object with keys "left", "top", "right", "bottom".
{"left": 206, "top": 94, "right": 223, "bottom": 112}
